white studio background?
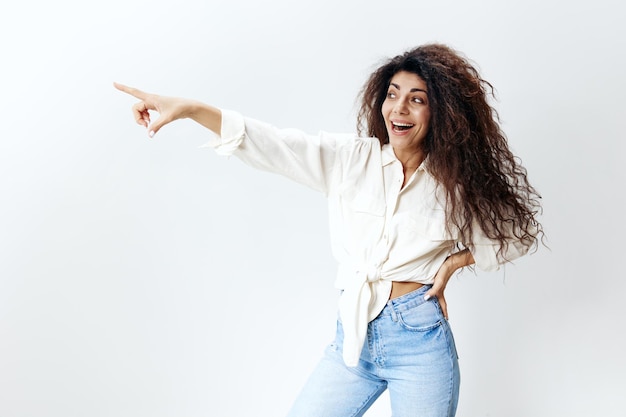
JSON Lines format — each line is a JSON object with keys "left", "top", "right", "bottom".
{"left": 1, "top": 0, "right": 624, "bottom": 416}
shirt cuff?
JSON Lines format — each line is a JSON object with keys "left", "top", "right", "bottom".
{"left": 470, "top": 238, "right": 532, "bottom": 272}
{"left": 199, "top": 109, "right": 246, "bottom": 156}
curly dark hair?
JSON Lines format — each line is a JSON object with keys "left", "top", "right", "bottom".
{"left": 357, "top": 43, "right": 544, "bottom": 260}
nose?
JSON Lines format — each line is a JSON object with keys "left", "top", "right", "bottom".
{"left": 392, "top": 99, "right": 408, "bottom": 114}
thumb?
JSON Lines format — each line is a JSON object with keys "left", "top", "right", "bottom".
{"left": 146, "top": 116, "right": 168, "bottom": 138}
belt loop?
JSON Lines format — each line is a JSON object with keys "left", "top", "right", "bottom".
{"left": 389, "top": 302, "right": 398, "bottom": 322}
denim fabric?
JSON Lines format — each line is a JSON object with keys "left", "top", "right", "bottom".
{"left": 286, "top": 285, "right": 460, "bottom": 417}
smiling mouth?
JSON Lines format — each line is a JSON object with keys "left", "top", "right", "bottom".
{"left": 391, "top": 121, "right": 414, "bottom": 132}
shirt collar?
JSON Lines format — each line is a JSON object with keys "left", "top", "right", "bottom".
{"left": 381, "top": 144, "right": 397, "bottom": 166}
{"left": 381, "top": 144, "right": 431, "bottom": 173}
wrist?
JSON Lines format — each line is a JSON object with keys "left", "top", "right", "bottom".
{"left": 445, "top": 249, "right": 474, "bottom": 272}
{"left": 183, "top": 100, "right": 205, "bottom": 119}
{"left": 186, "top": 101, "right": 222, "bottom": 135}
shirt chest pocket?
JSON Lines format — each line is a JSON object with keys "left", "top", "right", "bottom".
{"left": 338, "top": 185, "right": 386, "bottom": 244}
{"left": 339, "top": 180, "right": 386, "bottom": 217}
{"left": 406, "top": 212, "right": 455, "bottom": 242}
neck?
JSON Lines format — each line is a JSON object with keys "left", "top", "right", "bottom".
{"left": 393, "top": 147, "right": 426, "bottom": 173}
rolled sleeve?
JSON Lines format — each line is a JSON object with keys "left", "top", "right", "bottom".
{"left": 201, "top": 109, "right": 352, "bottom": 195}
{"left": 200, "top": 109, "right": 246, "bottom": 155}
{"left": 470, "top": 225, "right": 536, "bottom": 271}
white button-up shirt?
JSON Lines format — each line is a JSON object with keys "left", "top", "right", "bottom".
{"left": 205, "top": 110, "right": 533, "bottom": 367}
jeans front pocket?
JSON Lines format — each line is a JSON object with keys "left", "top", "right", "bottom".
{"left": 396, "top": 299, "right": 443, "bottom": 332}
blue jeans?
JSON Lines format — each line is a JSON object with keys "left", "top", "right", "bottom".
{"left": 287, "top": 285, "right": 460, "bottom": 417}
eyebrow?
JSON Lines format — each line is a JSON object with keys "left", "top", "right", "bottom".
{"left": 390, "top": 82, "right": 428, "bottom": 94}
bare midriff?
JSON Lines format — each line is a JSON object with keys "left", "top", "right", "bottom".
{"left": 389, "top": 281, "right": 424, "bottom": 300}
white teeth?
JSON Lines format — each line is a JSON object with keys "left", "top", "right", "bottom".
{"left": 392, "top": 122, "right": 414, "bottom": 128}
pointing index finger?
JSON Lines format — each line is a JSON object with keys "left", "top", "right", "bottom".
{"left": 113, "top": 82, "right": 148, "bottom": 100}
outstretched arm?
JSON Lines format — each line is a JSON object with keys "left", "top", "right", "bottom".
{"left": 113, "top": 82, "right": 222, "bottom": 137}
{"left": 114, "top": 82, "right": 346, "bottom": 195}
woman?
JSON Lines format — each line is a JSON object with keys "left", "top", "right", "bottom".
{"left": 115, "top": 43, "right": 543, "bottom": 417}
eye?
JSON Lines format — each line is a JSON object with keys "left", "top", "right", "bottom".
{"left": 386, "top": 91, "right": 396, "bottom": 99}
{"left": 412, "top": 96, "right": 424, "bottom": 104}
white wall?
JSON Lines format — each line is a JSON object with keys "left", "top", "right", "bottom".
{"left": 1, "top": 0, "right": 624, "bottom": 416}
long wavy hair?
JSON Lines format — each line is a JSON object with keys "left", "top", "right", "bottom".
{"left": 357, "top": 43, "right": 543, "bottom": 259}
